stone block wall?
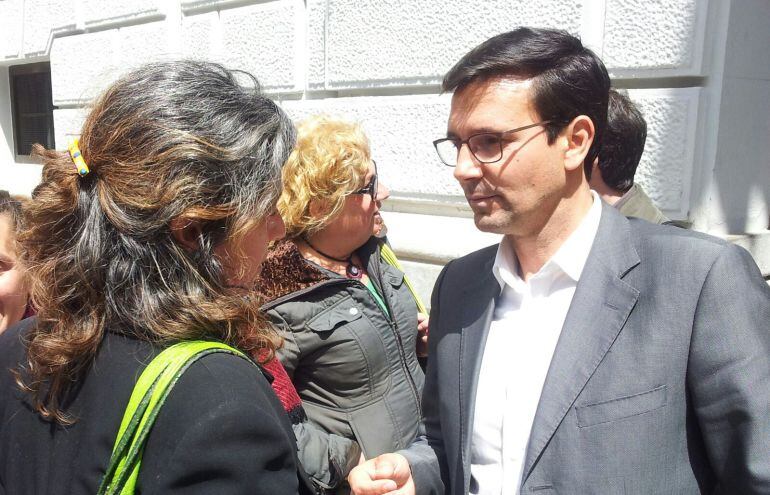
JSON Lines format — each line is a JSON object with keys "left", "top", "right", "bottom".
{"left": 1, "top": 0, "right": 769, "bottom": 299}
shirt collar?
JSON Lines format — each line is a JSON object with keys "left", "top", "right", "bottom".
{"left": 550, "top": 190, "right": 602, "bottom": 281}
{"left": 612, "top": 183, "right": 636, "bottom": 211}
{"left": 492, "top": 234, "right": 522, "bottom": 292}
{"left": 492, "top": 190, "right": 603, "bottom": 290}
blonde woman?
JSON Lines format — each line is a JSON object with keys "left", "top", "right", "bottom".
{"left": 258, "top": 115, "right": 425, "bottom": 493}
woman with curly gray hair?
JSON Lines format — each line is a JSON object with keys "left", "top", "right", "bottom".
{"left": 0, "top": 61, "right": 312, "bottom": 494}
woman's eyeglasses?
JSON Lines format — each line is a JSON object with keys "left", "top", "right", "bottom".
{"left": 353, "top": 160, "right": 378, "bottom": 200}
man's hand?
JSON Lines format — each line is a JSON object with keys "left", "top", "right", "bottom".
{"left": 416, "top": 312, "right": 429, "bottom": 358}
{"left": 348, "top": 453, "right": 415, "bottom": 495}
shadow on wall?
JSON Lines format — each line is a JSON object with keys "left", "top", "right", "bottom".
{"left": 712, "top": 78, "right": 770, "bottom": 234}
{"left": 709, "top": 0, "right": 770, "bottom": 235}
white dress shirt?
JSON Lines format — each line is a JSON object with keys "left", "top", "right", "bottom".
{"left": 470, "top": 192, "right": 602, "bottom": 495}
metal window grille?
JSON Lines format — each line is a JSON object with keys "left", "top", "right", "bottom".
{"left": 10, "top": 62, "right": 55, "bottom": 157}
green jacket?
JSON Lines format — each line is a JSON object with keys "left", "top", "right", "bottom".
{"left": 259, "top": 238, "right": 425, "bottom": 492}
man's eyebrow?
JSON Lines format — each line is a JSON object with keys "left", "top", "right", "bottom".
{"left": 472, "top": 127, "right": 504, "bottom": 134}
{"left": 446, "top": 127, "right": 504, "bottom": 138}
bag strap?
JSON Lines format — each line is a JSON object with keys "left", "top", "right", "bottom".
{"left": 379, "top": 241, "right": 427, "bottom": 314}
{"left": 97, "top": 340, "right": 251, "bottom": 495}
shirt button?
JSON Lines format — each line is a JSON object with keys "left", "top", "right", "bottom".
{"left": 349, "top": 308, "right": 359, "bottom": 315}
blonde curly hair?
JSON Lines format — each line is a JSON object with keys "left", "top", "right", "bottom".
{"left": 279, "top": 115, "right": 372, "bottom": 238}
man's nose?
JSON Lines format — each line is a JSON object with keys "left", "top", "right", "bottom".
{"left": 453, "top": 145, "right": 483, "bottom": 181}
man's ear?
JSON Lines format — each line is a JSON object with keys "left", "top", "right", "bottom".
{"left": 170, "top": 217, "right": 203, "bottom": 252}
{"left": 563, "top": 115, "right": 595, "bottom": 172}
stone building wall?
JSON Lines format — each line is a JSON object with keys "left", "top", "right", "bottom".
{"left": 1, "top": 0, "right": 769, "bottom": 299}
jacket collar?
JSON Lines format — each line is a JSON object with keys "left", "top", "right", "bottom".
{"left": 257, "top": 237, "right": 386, "bottom": 310}
{"left": 256, "top": 239, "right": 330, "bottom": 309}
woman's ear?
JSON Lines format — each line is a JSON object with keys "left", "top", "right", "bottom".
{"left": 308, "top": 199, "right": 328, "bottom": 218}
{"left": 563, "top": 115, "right": 595, "bottom": 172}
{"left": 170, "top": 217, "right": 203, "bottom": 252}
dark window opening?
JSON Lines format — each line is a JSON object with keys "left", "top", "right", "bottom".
{"left": 10, "top": 62, "right": 55, "bottom": 157}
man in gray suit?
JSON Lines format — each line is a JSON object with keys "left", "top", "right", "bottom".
{"left": 349, "top": 27, "right": 770, "bottom": 494}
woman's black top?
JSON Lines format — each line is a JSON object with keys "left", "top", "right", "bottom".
{"left": 0, "top": 317, "right": 312, "bottom": 494}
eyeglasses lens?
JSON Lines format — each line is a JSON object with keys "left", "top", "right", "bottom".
{"left": 469, "top": 134, "right": 502, "bottom": 163}
{"left": 436, "top": 140, "right": 459, "bottom": 166}
{"left": 435, "top": 134, "right": 502, "bottom": 166}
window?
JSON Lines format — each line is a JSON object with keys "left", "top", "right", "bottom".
{"left": 9, "top": 62, "right": 55, "bottom": 157}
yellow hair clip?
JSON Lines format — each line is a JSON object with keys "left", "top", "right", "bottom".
{"left": 68, "top": 138, "right": 90, "bottom": 176}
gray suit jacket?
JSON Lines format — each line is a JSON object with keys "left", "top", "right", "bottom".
{"left": 401, "top": 203, "right": 770, "bottom": 494}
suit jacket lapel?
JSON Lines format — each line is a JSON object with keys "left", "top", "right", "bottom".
{"left": 521, "top": 205, "right": 641, "bottom": 485}
{"left": 458, "top": 252, "right": 499, "bottom": 490}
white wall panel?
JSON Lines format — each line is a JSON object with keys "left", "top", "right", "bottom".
{"left": 53, "top": 108, "right": 87, "bottom": 150}
{"left": 318, "top": 0, "right": 582, "bottom": 89}
{"left": 384, "top": 210, "right": 499, "bottom": 262}
{"left": 181, "top": 0, "right": 248, "bottom": 11}
{"left": 116, "top": 21, "right": 173, "bottom": 71}
{"left": 21, "top": 0, "right": 76, "bottom": 56}
{"left": 50, "top": 30, "right": 121, "bottom": 105}
{"left": 220, "top": 1, "right": 301, "bottom": 92}
{"left": 398, "top": 258, "right": 446, "bottom": 310}
{"left": 604, "top": 0, "right": 706, "bottom": 76}
{"left": 181, "top": 12, "right": 221, "bottom": 61}
{"left": 628, "top": 88, "right": 700, "bottom": 217}
{"left": 710, "top": 78, "right": 770, "bottom": 233}
{"left": 81, "top": 0, "right": 163, "bottom": 28}
{"left": 723, "top": 0, "right": 770, "bottom": 80}
{"left": 1, "top": 0, "right": 24, "bottom": 59}
{"left": 306, "top": 0, "right": 326, "bottom": 89}
{"left": 51, "top": 22, "right": 172, "bottom": 106}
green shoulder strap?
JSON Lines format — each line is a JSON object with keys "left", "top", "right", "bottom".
{"left": 379, "top": 241, "right": 427, "bottom": 314}
{"left": 97, "top": 340, "right": 250, "bottom": 495}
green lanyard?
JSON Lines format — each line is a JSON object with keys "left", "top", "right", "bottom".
{"left": 379, "top": 242, "right": 426, "bottom": 314}
{"left": 364, "top": 277, "right": 390, "bottom": 317}
{"left": 97, "top": 340, "right": 251, "bottom": 495}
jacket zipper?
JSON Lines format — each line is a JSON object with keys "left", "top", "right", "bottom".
{"left": 366, "top": 253, "right": 423, "bottom": 418}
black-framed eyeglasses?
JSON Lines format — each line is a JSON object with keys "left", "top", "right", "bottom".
{"left": 353, "top": 160, "right": 378, "bottom": 200}
{"left": 432, "top": 121, "right": 554, "bottom": 167}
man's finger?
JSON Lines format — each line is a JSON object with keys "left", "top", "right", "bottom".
{"left": 373, "top": 457, "right": 397, "bottom": 480}
{"left": 381, "top": 476, "right": 416, "bottom": 495}
{"left": 349, "top": 472, "right": 397, "bottom": 495}
{"left": 387, "top": 488, "right": 415, "bottom": 495}
{"left": 361, "top": 479, "right": 399, "bottom": 495}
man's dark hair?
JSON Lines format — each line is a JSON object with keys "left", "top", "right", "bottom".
{"left": 442, "top": 27, "right": 610, "bottom": 178}
{"left": 596, "top": 89, "right": 647, "bottom": 192}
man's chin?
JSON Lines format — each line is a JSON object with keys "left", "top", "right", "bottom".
{"left": 472, "top": 212, "right": 510, "bottom": 234}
